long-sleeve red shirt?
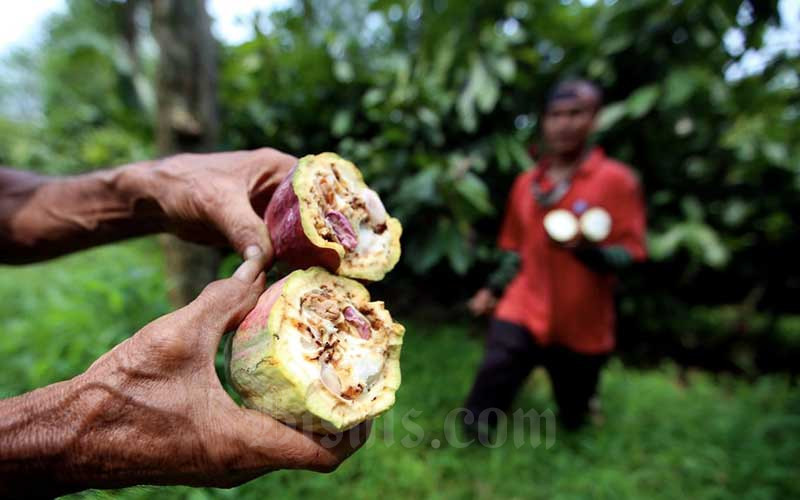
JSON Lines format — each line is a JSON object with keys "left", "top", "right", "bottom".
{"left": 494, "top": 147, "right": 647, "bottom": 354}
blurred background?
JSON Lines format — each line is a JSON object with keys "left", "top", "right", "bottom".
{"left": 1, "top": 0, "right": 799, "bottom": 498}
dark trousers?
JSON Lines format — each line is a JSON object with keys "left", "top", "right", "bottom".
{"left": 464, "top": 319, "right": 608, "bottom": 430}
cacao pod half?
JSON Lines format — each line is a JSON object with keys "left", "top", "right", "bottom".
{"left": 266, "top": 153, "right": 402, "bottom": 281}
{"left": 227, "top": 267, "right": 404, "bottom": 433}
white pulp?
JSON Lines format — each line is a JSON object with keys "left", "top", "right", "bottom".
{"left": 543, "top": 209, "right": 579, "bottom": 242}
{"left": 580, "top": 207, "right": 612, "bottom": 242}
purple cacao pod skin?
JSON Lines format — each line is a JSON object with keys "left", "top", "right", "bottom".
{"left": 265, "top": 153, "right": 402, "bottom": 281}
{"left": 266, "top": 166, "right": 341, "bottom": 272}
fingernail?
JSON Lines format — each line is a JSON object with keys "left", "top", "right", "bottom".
{"left": 244, "top": 245, "right": 262, "bottom": 260}
{"left": 233, "top": 254, "right": 266, "bottom": 282}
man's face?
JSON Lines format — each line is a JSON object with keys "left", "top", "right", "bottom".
{"left": 542, "top": 96, "right": 597, "bottom": 156}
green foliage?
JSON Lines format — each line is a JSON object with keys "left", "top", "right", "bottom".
{"left": 0, "top": 271, "right": 792, "bottom": 500}
{"left": 1, "top": 3, "right": 798, "bottom": 497}
{"left": 214, "top": 0, "right": 799, "bottom": 302}
{"left": 219, "top": 0, "right": 545, "bottom": 275}
{"left": 0, "top": 0, "right": 153, "bottom": 173}
{"left": 0, "top": 239, "right": 168, "bottom": 397}
{"left": 0, "top": 0, "right": 797, "bottom": 377}
{"left": 216, "top": 0, "right": 800, "bottom": 364}
{"left": 1, "top": 246, "right": 798, "bottom": 497}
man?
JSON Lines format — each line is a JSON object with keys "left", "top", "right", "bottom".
{"left": 0, "top": 149, "right": 369, "bottom": 497}
{"left": 465, "top": 80, "right": 647, "bottom": 434}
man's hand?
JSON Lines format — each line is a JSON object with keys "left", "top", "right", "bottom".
{"left": 468, "top": 288, "right": 497, "bottom": 317}
{"left": 134, "top": 148, "right": 297, "bottom": 260}
{"left": 1, "top": 148, "right": 296, "bottom": 264}
{"left": 0, "top": 253, "right": 370, "bottom": 496}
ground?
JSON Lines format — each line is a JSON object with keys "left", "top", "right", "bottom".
{"left": 1, "top": 239, "right": 798, "bottom": 499}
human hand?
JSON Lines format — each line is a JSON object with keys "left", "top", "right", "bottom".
{"left": 132, "top": 148, "right": 297, "bottom": 260}
{"left": 468, "top": 288, "right": 497, "bottom": 317}
{"left": 47, "top": 253, "right": 369, "bottom": 493}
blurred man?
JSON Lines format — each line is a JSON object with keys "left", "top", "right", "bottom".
{"left": 465, "top": 80, "right": 647, "bottom": 433}
{"left": 0, "top": 149, "right": 369, "bottom": 497}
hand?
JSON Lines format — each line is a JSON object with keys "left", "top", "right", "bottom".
{"left": 0, "top": 253, "right": 370, "bottom": 496}
{"left": 468, "top": 288, "right": 497, "bottom": 316}
{"left": 0, "top": 149, "right": 295, "bottom": 264}
{"left": 80, "top": 253, "right": 369, "bottom": 486}
{"left": 134, "top": 148, "right": 297, "bottom": 260}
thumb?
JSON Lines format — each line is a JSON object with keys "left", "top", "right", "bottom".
{"left": 179, "top": 254, "right": 268, "bottom": 354}
{"left": 211, "top": 193, "right": 273, "bottom": 262}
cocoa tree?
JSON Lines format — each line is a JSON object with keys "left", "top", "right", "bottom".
{"left": 151, "top": 0, "right": 221, "bottom": 306}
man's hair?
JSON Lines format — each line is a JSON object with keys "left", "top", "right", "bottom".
{"left": 545, "top": 79, "right": 603, "bottom": 111}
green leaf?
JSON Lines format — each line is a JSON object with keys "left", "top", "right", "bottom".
{"left": 689, "top": 224, "right": 729, "bottom": 268}
{"left": 626, "top": 85, "right": 660, "bottom": 119}
{"left": 595, "top": 102, "right": 627, "bottom": 133}
{"left": 333, "top": 60, "right": 354, "bottom": 82}
{"left": 440, "top": 219, "right": 471, "bottom": 275}
{"left": 392, "top": 169, "right": 441, "bottom": 208}
{"left": 491, "top": 55, "right": 516, "bottom": 83}
{"left": 362, "top": 88, "right": 386, "bottom": 108}
{"left": 648, "top": 226, "right": 684, "bottom": 261}
{"left": 663, "top": 69, "right": 698, "bottom": 108}
{"left": 762, "top": 142, "right": 788, "bottom": 166}
{"left": 331, "top": 110, "right": 352, "bottom": 137}
{"left": 454, "top": 173, "right": 494, "bottom": 215}
{"left": 475, "top": 71, "right": 499, "bottom": 113}
{"left": 457, "top": 57, "right": 500, "bottom": 132}
{"left": 447, "top": 238, "right": 471, "bottom": 275}
{"left": 600, "top": 33, "right": 633, "bottom": 55}
{"left": 681, "top": 197, "right": 704, "bottom": 222}
{"left": 417, "top": 107, "right": 440, "bottom": 129}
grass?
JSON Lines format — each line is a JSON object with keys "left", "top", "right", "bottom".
{"left": 1, "top": 239, "right": 799, "bottom": 499}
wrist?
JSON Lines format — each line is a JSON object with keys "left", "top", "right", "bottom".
{"left": 113, "top": 160, "right": 168, "bottom": 232}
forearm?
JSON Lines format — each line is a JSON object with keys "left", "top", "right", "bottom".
{"left": 0, "top": 370, "right": 205, "bottom": 496}
{"left": 0, "top": 376, "right": 98, "bottom": 497}
{"left": 486, "top": 250, "right": 520, "bottom": 295}
{"left": 0, "top": 164, "right": 163, "bottom": 264}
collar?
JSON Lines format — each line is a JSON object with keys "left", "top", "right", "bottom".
{"left": 534, "top": 146, "right": 605, "bottom": 179}
{"left": 529, "top": 147, "right": 605, "bottom": 207}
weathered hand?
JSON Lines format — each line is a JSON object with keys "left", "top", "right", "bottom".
{"left": 135, "top": 148, "right": 297, "bottom": 259}
{"left": 78, "top": 253, "right": 368, "bottom": 487}
{"left": 0, "top": 148, "right": 296, "bottom": 264}
{"left": 468, "top": 287, "right": 497, "bottom": 317}
{"left": 0, "top": 253, "right": 370, "bottom": 496}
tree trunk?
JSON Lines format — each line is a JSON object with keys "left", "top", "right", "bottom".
{"left": 151, "top": 0, "right": 221, "bottom": 307}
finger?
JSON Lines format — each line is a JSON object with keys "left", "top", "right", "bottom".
{"left": 178, "top": 268, "right": 267, "bottom": 354}
{"left": 234, "top": 409, "right": 371, "bottom": 473}
{"left": 209, "top": 192, "right": 274, "bottom": 262}
{"left": 233, "top": 250, "right": 269, "bottom": 283}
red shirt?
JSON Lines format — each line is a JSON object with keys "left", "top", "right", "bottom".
{"left": 494, "top": 147, "right": 647, "bottom": 354}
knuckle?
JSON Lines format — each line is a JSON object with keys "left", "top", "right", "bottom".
{"left": 200, "top": 279, "right": 228, "bottom": 298}
{"left": 192, "top": 281, "right": 236, "bottom": 315}
{"left": 197, "top": 183, "right": 229, "bottom": 211}
{"left": 254, "top": 147, "right": 296, "bottom": 167}
{"left": 254, "top": 146, "right": 279, "bottom": 156}
{"left": 199, "top": 279, "right": 242, "bottom": 304}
